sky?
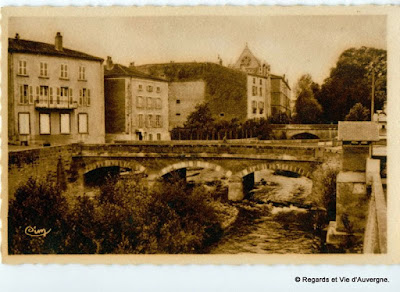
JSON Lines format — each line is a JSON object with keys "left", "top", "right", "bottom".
{"left": 8, "top": 15, "right": 386, "bottom": 86}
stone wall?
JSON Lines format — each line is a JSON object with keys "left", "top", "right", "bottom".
{"left": 8, "top": 144, "right": 79, "bottom": 198}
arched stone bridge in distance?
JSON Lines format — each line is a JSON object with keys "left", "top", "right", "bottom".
{"left": 270, "top": 124, "right": 338, "bottom": 140}
{"left": 73, "top": 142, "right": 326, "bottom": 200}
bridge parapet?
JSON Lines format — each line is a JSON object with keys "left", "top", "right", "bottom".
{"left": 77, "top": 142, "right": 323, "bottom": 161}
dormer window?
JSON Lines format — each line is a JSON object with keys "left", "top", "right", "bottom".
{"left": 18, "top": 60, "right": 27, "bottom": 75}
{"left": 60, "top": 64, "right": 68, "bottom": 79}
{"left": 147, "top": 85, "right": 153, "bottom": 92}
{"left": 138, "top": 84, "right": 143, "bottom": 91}
{"left": 156, "top": 87, "right": 161, "bottom": 93}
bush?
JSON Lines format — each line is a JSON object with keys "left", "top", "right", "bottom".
{"left": 8, "top": 177, "right": 69, "bottom": 254}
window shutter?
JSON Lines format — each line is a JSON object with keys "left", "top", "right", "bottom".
{"left": 87, "top": 89, "right": 91, "bottom": 106}
{"left": 29, "top": 86, "right": 33, "bottom": 104}
{"left": 57, "top": 87, "right": 60, "bottom": 104}
{"left": 79, "top": 89, "right": 83, "bottom": 106}
{"left": 19, "top": 85, "right": 23, "bottom": 104}
{"left": 49, "top": 87, "right": 53, "bottom": 104}
{"left": 69, "top": 88, "right": 73, "bottom": 104}
{"left": 65, "top": 65, "right": 68, "bottom": 78}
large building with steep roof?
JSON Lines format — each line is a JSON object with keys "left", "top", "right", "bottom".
{"left": 8, "top": 32, "right": 105, "bottom": 146}
{"left": 104, "top": 57, "right": 170, "bottom": 141}
{"left": 232, "top": 44, "right": 272, "bottom": 119}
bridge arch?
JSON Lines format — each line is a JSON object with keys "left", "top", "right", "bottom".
{"left": 235, "top": 162, "right": 312, "bottom": 179}
{"left": 156, "top": 161, "right": 232, "bottom": 179}
{"left": 291, "top": 132, "right": 320, "bottom": 140}
{"left": 83, "top": 160, "right": 146, "bottom": 175}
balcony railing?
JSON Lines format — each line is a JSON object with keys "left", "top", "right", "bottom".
{"left": 35, "top": 98, "right": 78, "bottom": 110}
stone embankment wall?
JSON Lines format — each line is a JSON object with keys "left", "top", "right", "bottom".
{"left": 8, "top": 144, "right": 80, "bottom": 198}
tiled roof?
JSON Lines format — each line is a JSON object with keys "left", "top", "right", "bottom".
{"left": 338, "top": 121, "right": 380, "bottom": 141}
{"left": 8, "top": 38, "right": 104, "bottom": 62}
{"left": 104, "top": 63, "right": 167, "bottom": 82}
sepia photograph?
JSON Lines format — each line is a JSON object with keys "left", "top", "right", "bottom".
{"left": 1, "top": 6, "right": 392, "bottom": 264}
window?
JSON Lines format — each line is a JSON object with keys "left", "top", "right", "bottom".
{"left": 138, "top": 114, "right": 144, "bottom": 128}
{"left": 60, "top": 64, "right": 68, "bottom": 78}
{"left": 147, "top": 85, "right": 153, "bottom": 92}
{"left": 19, "top": 85, "right": 29, "bottom": 104}
{"left": 39, "top": 113, "right": 51, "bottom": 134}
{"left": 138, "top": 84, "right": 143, "bottom": 91}
{"left": 80, "top": 88, "right": 90, "bottom": 106}
{"left": 252, "top": 100, "right": 257, "bottom": 114}
{"left": 40, "top": 62, "right": 48, "bottom": 77}
{"left": 220, "top": 113, "right": 225, "bottom": 117}
{"left": 146, "top": 97, "right": 152, "bottom": 109}
{"left": 136, "top": 96, "right": 144, "bottom": 108}
{"left": 258, "top": 101, "right": 264, "bottom": 114}
{"left": 60, "top": 113, "right": 71, "bottom": 134}
{"left": 18, "top": 113, "right": 30, "bottom": 135}
{"left": 155, "top": 98, "right": 162, "bottom": 109}
{"left": 176, "top": 113, "right": 181, "bottom": 116}
{"left": 252, "top": 86, "right": 257, "bottom": 96}
{"left": 155, "top": 115, "right": 162, "bottom": 127}
{"left": 259, "top": 87, "right": 262, "bottom": 96}
{"left": 60, "top": 87, "right": 69, "bottom": 105}
{"left": 78, "top": 113, "right": 88, "bottom": 134}
{"left": 40, "top": 86, "right": 49, "bottom": 104}
{"left": 260, "top": 79, "right": 262, "bottom": 85}
{"left": 18, "top": 60, "right": 27, "bottom": 75}
{"left": 147, "top": 114, "right": 153, "bottom": 127}
{"left": 176, "top": 99, "right": 181, "bottom": 104}
{"left": 157, "top": 133, "right": 161, "bottom": 141}
{"left": 156, "top": 87, "right": 161, "bottom": 93}
{"left": 79, "top": 66, "right": 86, "bottom": 80}
{"left": 253, "top": 78, "right": 256, "bottom": 84}
{"left": 149, "top": 134, "right": 153, "bottom": 141}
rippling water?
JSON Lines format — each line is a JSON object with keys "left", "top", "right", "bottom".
{"left": 210, "top": 204, "right": 322, "bottom": 254}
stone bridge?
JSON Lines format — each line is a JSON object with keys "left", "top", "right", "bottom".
{"left": 73, "top": 142, "right": 324, "bottom": 200}
{"left": 8, "top": 142, "right": 325, "bottom": 201}
{"left": 270, "top": 124, "right": 338, "bottom": 140}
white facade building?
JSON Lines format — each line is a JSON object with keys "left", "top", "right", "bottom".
{"left": 8, "top": 32, "right": 105, "bottom": 145}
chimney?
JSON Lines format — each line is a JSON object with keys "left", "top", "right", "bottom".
{"left": 106, "top": 56, "right": 114, "bottom": 70}
{"left": 15, "top": 33, "right": 20, "bottom": 40}
{"left": 55, "top": 32, "right": 63, "bottom": 51}
{"left": 129, "top": 61, "right": 135, "bottom": 69}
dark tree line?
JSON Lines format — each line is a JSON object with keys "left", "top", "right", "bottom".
{"left": 293, "top": 46, "right": 386, "bottom": 123}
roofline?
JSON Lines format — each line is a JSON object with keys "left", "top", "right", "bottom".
{"left": 9, "top": 49, "right": 104, "bottom": 62}
{"left": 104, "top": 63, "right": 168, "bottom": 82}
{"left": 8, "top": 38, "right": 104, "bottom": 62}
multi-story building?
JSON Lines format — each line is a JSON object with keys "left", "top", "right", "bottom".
{"left": 8, "top": 32, "right": 105, "bottom": 146}
{"left": 168, "top": 80, "right": 206, "bottom": 130}
{"left": 104, "top": 57, "right": 169, "bottom": 141}
{"left": 136, "top": 62, "right": 249, "bottom": 128}
{"left": 271, "top": 74, "right": 291, "bottom": 117}
{"left": 232, "top": 44, "right": 272, "bottom": 120}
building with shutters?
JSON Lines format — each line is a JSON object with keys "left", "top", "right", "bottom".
{"left": 232, "top": 43, "right": 272, "bottom": 120}
{"left": 104, "top": 57, "right": 170, "bottom": 141}
{"left": 8, "top": 32, "right": 105, "bottom": 146}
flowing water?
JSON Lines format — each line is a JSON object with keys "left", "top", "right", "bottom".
{"left": 208, "top": 170, "right": 324, "bottom": 254}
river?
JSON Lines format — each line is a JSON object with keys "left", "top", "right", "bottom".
{"left": 208, "top": 170, "right": 324, "bottom": 254}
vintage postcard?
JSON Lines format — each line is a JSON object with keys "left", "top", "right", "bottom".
{"left": 1, "top": 6, "right": 399, "bottom": 265}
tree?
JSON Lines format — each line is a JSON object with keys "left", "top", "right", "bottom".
{"left": 184, "top": 103, "right": 214, "bottom": 129}
{"left": 267, "top": 112, "right": 290, "bottom": 124}
{"left": 317, "top": 47, "right": 386, "bottom": 122}
{"left": 345, "top": 103, "right": 370, "bottom": 121}
{"left": 293, "top": 74, "right": 323, "bottom": 124}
